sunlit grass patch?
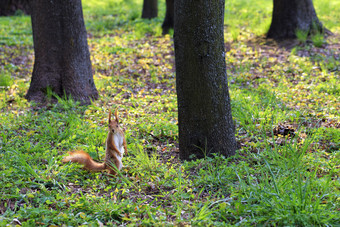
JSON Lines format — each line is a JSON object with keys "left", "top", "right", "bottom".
{"left": 314, "top": 0, "right": 340, "bottom": 32}
{"left": 0, "top": 16, "right": 32, "bottom": 46}
{"left": 0, "top": 73, "right": 13, "bottom": 87}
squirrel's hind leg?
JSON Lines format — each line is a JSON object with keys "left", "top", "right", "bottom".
{"left": 107, "top": 158, "right": 122, "bottom": 176}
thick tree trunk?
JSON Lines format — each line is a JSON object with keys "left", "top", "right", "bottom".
{"left": 267, "top": 0, "right": 324, "bottom": 40}
{"left": 26, "top": 0, "right": 98, "bottom": 105}
{"left": 141, "top": 0, "right": 158, "bottom": 19}
{"left": 162, "top": 0, "right": 174, "bottom": 35}
{"left": 174, "top": 0, "right": 237, "bottom": 160}
{"left": 0, "top": 0, "right": 30, "bottom": 16}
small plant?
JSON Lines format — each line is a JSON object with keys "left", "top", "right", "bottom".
{"left": 311, "top": 32, "right": 326, "bottom": 47}
{"left": 14, "top": 10, "right": 25, "bottom": 16}
{"left": 295, "top": 29, "right": 309, "bottom": 43}
{"left": 230, "top": 26, "right": 240, "bottom": 41}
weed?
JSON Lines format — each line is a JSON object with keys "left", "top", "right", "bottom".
{"left": 311, "top": 32, "right": 326, "bottom": 47}
{"left": 296, "top": 29, "right": 309, "bottom": 43}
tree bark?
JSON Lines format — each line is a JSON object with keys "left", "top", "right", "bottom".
{"left": 162, "top": 0, "right": 174, "bottom": 35}
{"left": 0, "top": 0, "right": 30, "bottom": 16}
{"left": 174, "top": 0, "right": 237, "bottom": 160}
{"left": 26, "top": 0, "right": 98, "bottom": 105}
{"left": 267, "top": 0, "right": 325, "bottom": 40}
{"left": 141, "top": 0, "right": 158, "bottom": 19}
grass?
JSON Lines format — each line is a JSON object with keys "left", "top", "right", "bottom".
{"left": 1, "top": 0, "right": 339, "bottom": 225}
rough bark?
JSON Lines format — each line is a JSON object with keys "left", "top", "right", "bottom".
{"left": 162, "top": 0, "right": 174, "bottom": 35}
{"left": 26, "top": 0, "right": 98, "bottom": 105}
{"left": 0, "top": 0, "right": 30, "bottom": 16}
{"left": 141, "top": 0, "right": 158, "bottom": 19}
{"left": 174, "top": 0, "right": 237, "bottom": 160}
{"left": 267, "top": 0, "right": 325, "bottom": 40}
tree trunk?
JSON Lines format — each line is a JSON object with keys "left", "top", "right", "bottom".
{"left": 267, "top": 0, "right": 324, "bottom": 40}
{"left": 162, "top": 0, "right": 174, "bottom": 35}
{"left": 26, "top": 0, "right": 98, "bottom": 105}
{"left": 0, "top": 0, "right": 30, "bottom": 16}
{"left": 174, "top": 0, "right": 237, "bottom": 160}
{"left": 141, "top": 0, "right": 158, "bottom": 19}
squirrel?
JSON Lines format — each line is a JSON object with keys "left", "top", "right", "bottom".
{"left": 62, "top": 109, "right": 127, "bottom": 175}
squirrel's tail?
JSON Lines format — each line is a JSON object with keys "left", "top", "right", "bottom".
{"left": 62, "top": 150, "right": 106, "bottom": 172}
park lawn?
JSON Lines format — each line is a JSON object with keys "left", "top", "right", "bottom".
{"left": 0, "top": 0, "right": 339, "bottom": 225}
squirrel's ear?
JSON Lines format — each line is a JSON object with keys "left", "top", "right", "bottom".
{"left": 114, "top": 109, "right": 119, "bottom": 124}
{"left": 108, "top": 110, "right": 112, "bottom": 123}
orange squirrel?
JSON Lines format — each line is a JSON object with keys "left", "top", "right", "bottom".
{"left": 62, "top": 109, "right": 127, "bottom": 175}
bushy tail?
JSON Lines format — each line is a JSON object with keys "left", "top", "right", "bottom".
{"left": 62, "top": 150, "right": 106, "bottom": 172}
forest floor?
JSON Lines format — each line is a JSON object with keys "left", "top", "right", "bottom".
{"left": 0, "top": 0, "right": 339, "bottom": 226}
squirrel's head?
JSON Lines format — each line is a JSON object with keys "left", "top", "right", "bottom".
{"left": 108, "top": 109, "right": 120, "bottom": 134}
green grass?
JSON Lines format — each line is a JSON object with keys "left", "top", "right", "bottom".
{"left": 1, "top": 0, "right": 339, "bottom": 225}
{"left": 0, "top": 16, "right": 32, "bottom": 46}
{"left": 0, "top": 73, "right": 13, "bottom": 87}
{"left": 296, "top": 29, "right": 309, "bottom": 43}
